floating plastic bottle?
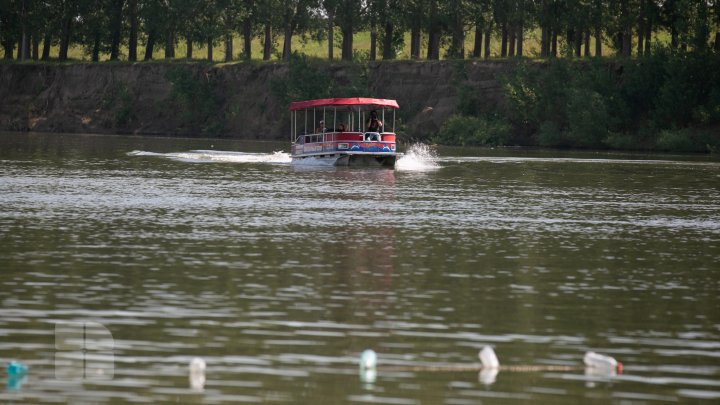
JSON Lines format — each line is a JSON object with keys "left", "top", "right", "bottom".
{"left": 359, "top": 349, "right": 377, "bottom": 370}
{"left": 583, "top": 351, "right": 623, "bottom": 373}
{"left": 358, "top": 349, "right": 377, "bottom": 384}
{"left": 6, "top": 361, "right": 28, "bottom": 376}
{"left": 478, "top": 346, "right": 500, "bottom": 385}
{"left": 479, "top": 346, "right": 500, "bottom": 369}
{"left": 189, "top": 357, "right": 206, "bottom": 392}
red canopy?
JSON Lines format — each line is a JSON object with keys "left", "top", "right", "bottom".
{"left": 289, "top": 97, "right": 399, "bottom": 111}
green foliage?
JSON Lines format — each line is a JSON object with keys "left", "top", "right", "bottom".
{"left": 435, "top": 114, "right": 510, "bottom": 147}
{"left": 655, "top": 129, "right": 720, "bottom": 153}
{"left": 502, "top": 50, "right": 720, "bottom": 152}
{"left": 165, "top": 66, "right": 222, "bottom": 136}
{"left": 101, "top": 81, "right": 135, "bottom": 128}
{"left": 270, "top": 53, "right": 334, "bottom": 105}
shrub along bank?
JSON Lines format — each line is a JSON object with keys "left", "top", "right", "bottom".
{"left": 433, "top": 49, "right": 720, "bottom": 153}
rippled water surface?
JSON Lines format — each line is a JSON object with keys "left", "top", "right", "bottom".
{"left": 1, "top": 132, "right": 719, "bottom": 403}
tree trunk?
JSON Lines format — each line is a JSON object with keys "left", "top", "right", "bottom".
{"left": 517, "top": 23, "right": 524, "bottom": 56}
{"left": 500, "top": 23, "right": 508, "bottom": 57}
{"left": 186, "top": 38, "right": 193, "bottom": 58}
{"left": 128, "top": 0, "right": 138, "bottom": 61}
{"left": 18, "top": 0, "right": 28, "bottom": 60}
{"left": 382, "top": 22, "right": 394, "bottom": 59}
{"left": 144, "top": 31, "right": 156, "bottom": 60}
{"left": 282, "top": 24, "right": 292, "bottom": 60}
{"left": 410, "top": 25, "right": 420, "bottom": 59}
{"left": 207, "top": 37, "right": 213, "bottom": 61}
{"left": 623, "top": 33, "right": 632, "bottom": 57}
{"left": 449, "top": 12, "right": 465, "bottom": 59}
{"left": 109, "top": 0, "right": 122, "bottom": 60}
{"left": 427, "top": 28, "right": 440, "bottom": 60}
{"left": 225, "top": 34, "right": 233, "bottom": 61}
{"left": 541, "top": 25, "right": 549, "bottom": 57}
{"left": 551, "top": 32, "right": 558, "bottom": 57}
{"left": 91, "top": 33, "right": 100, "bottom": 62}
{"left": 472, "top": 24, "right": 482, "bottom": 58}
{"left": 41, "top": 34, "right": 51, "bottom": 60}
{"left": 58, "top": 16, "right": 72, "bottom": 61}
{"left": 595, "top": 28, "right": 602, "bottom": 57}
{"left": 575, "top": 30, "right": 582, "bottom": 56}
{"left": 715, "top": 32, "right": 720, "bottom": 52}
{"left": 327, "top": 11, "right": 334, "bottom": 60}
{"left": 32, "top": 34, "right": 39, "bottom": 60}
{"left": 263, "top": 24, "right": 272, "bottom": 60}
{"left": 2, "top": 40, "right": 13, "bottom": 59}
{"left": 369, "top": 28, "right": 376, "bottom": 60}
{"left": 637, "top": 18, "right": 645, "bottom": 56}
{"left": 341, "top": 24, "right": 353, "bottom": 61}
{"left": 645, "top": 20, "right": 652, "bottom": 55}
{"left": 427, "top": 0, "right": 440, "bottom": 60}
{"left": 243, "top": 19, "right": 252, "bottom": 59}
{"left": 620, "top": 0, "right": 632, "bottom": 56}
{"left": 165, "top": 31, "right": 175, "bottom": 58}
{"left": 484, "top": 29, "right": 491, "bottom": 58}
{"left": 509, "top": 27, "right": 516, "bottom": 57}
{"left": 584, "top": 30, "right": 590, "bottom": 57}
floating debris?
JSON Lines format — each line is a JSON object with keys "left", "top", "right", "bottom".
{"left": 584, "top": 351, "right": 623, "bottom": 374}
{"left": 479, "top": 346, "right": 500, "bottom": 369}
{"left": 359, "top": 349, "right": 377, "bottom": 370}
{"left": 6, "top": 361, "right": 28, "bottom": 376}
{"left": 189, "top": 357, "right": 206, "bottom": 392}
{"left": 358, "top": 350, "right": 378, "bottom": 384}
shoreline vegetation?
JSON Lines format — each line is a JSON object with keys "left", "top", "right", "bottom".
{"left": 1, "top": 1, "right": 719, "bottom": 153}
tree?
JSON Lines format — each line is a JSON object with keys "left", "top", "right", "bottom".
{"left": 405, "top": 0, "right": 426, "bottom": 59}
{"left": 322, "top": 0, "right": 337, "bottom": 60}
{"left": 334, "top": 0, "right": 364, "bottom": 61}
{"left": 426, "top": 0, "right": 442, "bottom": 59}
{"left": 280, "top": 0, "right": 318, "bottom": 60}
{"left": 446, "top": 0, "right": 467, "bottom": 59}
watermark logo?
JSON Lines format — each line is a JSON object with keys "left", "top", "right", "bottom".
{"left": 54, "top": 322, "right": 114, "bottom": 381}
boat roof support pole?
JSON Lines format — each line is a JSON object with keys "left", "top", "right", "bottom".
{"left": 393, "top": 109, "right": 395, "bottom": 133}
{"left": 304, "top": 109, "right": 307, "bottom": 134}
{"left": 333, "top": 108, "right": 336, "bottom": 132}
{"left": 313, "top": 109, "right": 316, "bottom": 134}
{"left": 382, "top": 109, "right": 385, "bottom": 132}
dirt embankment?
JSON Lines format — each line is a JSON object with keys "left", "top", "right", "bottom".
{"left": 0, "top": 61, "right": 510, "bottom": 139}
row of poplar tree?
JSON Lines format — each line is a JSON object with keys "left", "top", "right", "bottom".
{"left": 2, "top": 1, "right": 719, "bottom": 62}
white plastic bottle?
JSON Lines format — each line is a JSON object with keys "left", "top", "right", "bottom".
{"left": 584, "top": 351, "right": 623, "bottom": 373}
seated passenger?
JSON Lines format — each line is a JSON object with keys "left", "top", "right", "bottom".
{"left": 316, "top": 120, "right": 326, "bottom": 134}
{"left": 336, "top": 123, "right": 347, "bottom": 132}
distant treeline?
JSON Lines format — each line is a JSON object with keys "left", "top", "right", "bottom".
{"left": 1, "top": 1, "right": 720, "bottom": 62}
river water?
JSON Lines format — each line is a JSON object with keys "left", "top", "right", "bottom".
{"left": 1, "top": 132, "right": 719, "bottom": 403}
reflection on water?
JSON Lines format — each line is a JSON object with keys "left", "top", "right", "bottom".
{"left": 1, "top": 132, "right": 719, "bottom": 403}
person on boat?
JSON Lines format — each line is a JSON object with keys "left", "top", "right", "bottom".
{"left": 366, "top": 111, "right": 383, "bottom": 132}
{"left": 316, "top": 120, "right": 327, "bottom": 133}
{"left": 336, "top": 123, "right": 347, "bottom": 132}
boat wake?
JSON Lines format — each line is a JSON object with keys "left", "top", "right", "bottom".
{"left": 128, "top": 150, "right": 292, "bottom": 164}
{"left": 129, "top": 144, "right": 441, "bottom": 171}
{"left": 396, "top": 144, "right": 441, "bottom": 172}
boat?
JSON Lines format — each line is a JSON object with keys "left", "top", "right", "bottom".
{"left": 289, "top": 97, "right": 399, "bottom": 167}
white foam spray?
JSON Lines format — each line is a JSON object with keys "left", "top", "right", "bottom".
{"left": 395, "top": 144, "right": 441, "bottom": 172}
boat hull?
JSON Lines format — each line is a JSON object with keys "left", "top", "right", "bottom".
{"left": 292, "top": 153, "right": 396, "bottom": 168}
